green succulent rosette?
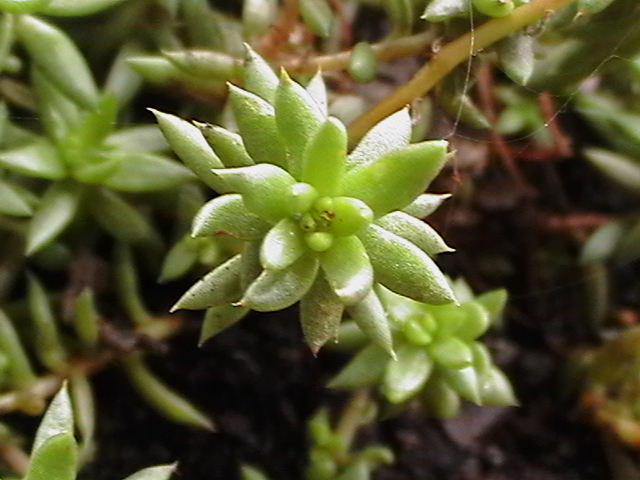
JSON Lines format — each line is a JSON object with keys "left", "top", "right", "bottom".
{"left": 329, "top": 280, "right": 516, "bottom": 417}
{"left": 154, "top": 46, "right": 456, "bottom": 352}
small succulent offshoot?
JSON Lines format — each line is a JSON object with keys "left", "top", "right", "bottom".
{"left": 154, "top": 46, "right": 457, "bottom": 353}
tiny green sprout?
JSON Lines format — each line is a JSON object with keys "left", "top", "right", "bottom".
{"left": 472, "top": 0, "right": 515, "bottom": 17}
{"left": 329, "top": 280, "right": 516, "bottom": 418}
{"left": 155, "top": 45, "right": 457, "bottom": 353}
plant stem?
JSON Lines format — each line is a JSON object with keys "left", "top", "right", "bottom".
{"left": 335, "top": 389, "right": 371, "bottom": 453}
{"left": 347, "top": 0, "right": 580, "bottom": 142}
{"left": 284, "top": 30, "right": 436, "bottom": 73}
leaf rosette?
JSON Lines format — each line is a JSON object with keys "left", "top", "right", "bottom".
{"left": 154, "top": 46, "right": 457, "bottom": 352}
{"left": 329, "top": 280, "right": 516, "bottom": 417}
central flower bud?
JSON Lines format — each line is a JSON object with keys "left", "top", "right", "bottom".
{"left": 286, "top": 182, "right": 374, "bottom": 252}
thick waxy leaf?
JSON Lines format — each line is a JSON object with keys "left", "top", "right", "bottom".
{"left": 103, "top": 152, "right": 194, "bottom": 192}
{"left": 436, "top": 82, "right": 490, "bottom": 130}
{"left": 340, "top": 140, "right": 448, "bottom": 216}
{"left": 122, "top": 464, "right": 178, "bottom": 480}
{"left": 347, "top": 108, "right": 411, "bottom": 169}
{"left": 28, "top": 274, "right": 66, "bottom": 372}
{"left": 479, "top": 368, "right": 518, "bottom": 407}
{"left": 299, "top": 0, "right": 334, "bottom": 37}
{"left": 228, "top": 85, "right": 288, "bottom": 169}
{"left": 0, "top": 178, "right": 35, "bottom": 216}
{"left": 300, "top": 274, "right": 344, "bottom": 353}
{"left": 429, "top": 337, "right": 473, "bottom": 369}
{"left": 422, "top": 0, "right": 469, "bottom": 21}
{"left": 163, "top": 49, "right": 240, "bottom": 80}
{"left": 25, "top": 433, "right": 78, "bottom": 480}
{"left": 385, "top": 0, "right": 413, "bottom": 35}
{"left": 172, "top": 254, "right": 242, "bottom": 310}
{"left": 475, "top": 288, "right": 507, "bottom": 323}
{"left": 33, "top": 384, "right": 73, "bottom": 452}
{"left": 106, "top": 126, "right": 168, "bottom": 153}
{"left": 0, "top": 310, "right": 36, "bottom": 387}
{"left": 583, "top": 148, "right": 640, "bottom": 194}
{"left": 240, "top": 465, "right": 270, "bottom": 480}
{"left": 17, "top": 16, "right": 98, "bottom": 108}
{"left": 32, "top": 67, "right": 80, "bottom": 141}
{"left": 0, "top": 0, "right": 47, "bottom": 13}
{"left": 349, "top": 42, "right": 378, "bottom": 83}
{"left": 241, "top": 241, "right": 262, "bottom": 289}
{"left": 401, "top": 193, "right": 451, "bottom": 218}
{"left": 199, "top": 304, "right": 249, "bottom": 345}
{"left": 472, "top": 0, "right": 514, "bottom": 17}
{"left": 580, "top": 219, "right": 625, "bottom": 264}
{"left": 197, "top": 123, "right": 254, "bottom": 167}
{"left": 192, "top": 194, "right": 270, "bottom": 240}
{"left": 159, "top": 236, "right": 200, "bottom": 282}
{"left": 498, "top": 32, "right": 535, "bottom": 86}
{"left": 73, "top": 289, "right": 100, "bottom": 350}
{"left": 123, "top": 353, "right": 214, "bottom": 430}
{"left": 383, "top": 344, "right": 433, "bottom": 404}
{"left": 104, "top": 44, "right": 144, "bottom": 108}
{"left": 241, "top": 253, "right": 319, "bottom": 311}
{"left": 421, "top": 377, "right": 460, "bottom": 419}
{"left": 275, "top": 71, "right": 325, "bottom": 177}
{"left": 320, "top": 236, "right": 373, "bottom": 305}
{"left": 376, "top": 211, "right": 453, "bottom": 256}
{"left": 360, "top": 225, "right": 456, "bottom": 305}
{"left": 211, "top": 164, "right": 296, "bottom": 223}
{"left": 0, "top": 140, "right": 65, "bottom": 179}
{"left": 347, "top": 289, "right": 394, "bottom": 356}
{"left": 578, "top": 0, "right": 615, "bottom": 13}
{"left": 243, "top": 44, "right": 278, "bottom": 102}
{"left": 41, "top": 0, "right": 127, "bottom": 15}
{"left": 443, "top": 366, "right": 481, "bottom": 403}
{"left": 91, "top": 189, "right": 155, "bottom": 244}
{"left": 242, "top": 0, "right": 277, "bottom": 37}
{"left": 27, "top": 182, "right": 81, "bottom": 255}
{"left": 261, "top": 217, "right": 305, "bottom": 270}
{"left": 456, "top": 302, "right": 490, "bottom": 340}
{"left": 328, "top": 344, "right": 389, "bottom": 389}
{"left": 151, "top": 110, "right": 227, "bottom": 191}
{"left": 302, "top": 117, "right": 346, "bottom": 195}
{"left": 306, "top": 71, "right": 328, "bottom": 114}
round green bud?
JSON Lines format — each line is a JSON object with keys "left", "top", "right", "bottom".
{"left": 306, "top": 232, "right": 334, "bottom": 252}
{"left": 422, "top": 378, "right": 461, "bottom": 419}
{"left": 473, "top": 0, "right": 515, "bottom": 17}
{"left": 288, "top": 182, "right": 319, "bottom": 214}
{"left": 314, "top": 196, "right": 335, "bottom": 215}
{"left": 300, "top": 213, "right": 318, "bottom": 232}
{"left": 329, "top": 197, "right": 373, "bottom": 236}
{"left": 306, "top": 450, "right": 337, "bottom": 480}
{"left": 0, "top": 0, "right": 47, "bottom": 13}
{"left": 402, "top": 319, "right": 433, "bottom": 346}
{"left": 419, "top": 311, "right": 437, "bottom": 332}
{"left": 348, "top": 42, "right": 378, "bottom": 83}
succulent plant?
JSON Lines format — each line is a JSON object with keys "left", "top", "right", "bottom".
{"left": 154, "top": 46, "right": 457, "bottom": 352}
{"left": 329, "top": 280, "right": 515, "bottom": 418}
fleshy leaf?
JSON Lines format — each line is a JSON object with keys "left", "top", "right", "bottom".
{"left": 300, "top": 274, "right": 344, "bottom": 353}
{"left": 275, "top": 70, "right": 325, "bottom": 177}
{"left": 347, "top": 289, "right": 394, "bottom": 356}
{"left": 211, "top": 164, "right": 296, "bottom": 223}
{"left": 577, "top": 0, "right": 615, "bottom": 13}
{"left": 26, "top": 182, "right": 81, "bottom": 255}
{"left": 347, "top": 108, "right": 411, "bottom": 170}
{"left": 106, "top": 126, "right": 168, "bottom": 153}
{"left": 33, "top": 384, "right": 74, "bottom": 453}
{"left": 580, "top": 219, "right": 625, "bottom": 264}
{"left": 421, "top": 377, "right": 460, "bottom": 419}
{"left": 123, "top": 353, "right": 214, "bottom": 430}
{"left": 196, "top": 123, "right": 254, "bottom": 167}
{"left": 328, "top": 344, "right": 389, "bottom": 389}
{"left": 90, "top": 189, "right": 155, "bottom": 244}
{"left": 243, "top": 43, "right": 278, "bottom": 102}
{"left": 0, "top": 179, "right": 35, "bottom": 216}
{"left": 261, "top": 217, "right": 305, "bottom": 270}
{"left": 421, "top": 0, "right": 469, "bottom": 21}
{"left": 0, "top": 140, "right": 65, "bottom": 179}
{"left": 192, "top": 194, "right": 270, "bottom": 240}
{"left": 121, "top": 464, "right": 178, "bottom": 480}
{"left": 228, "top": 85, "right": 288, "bottom": 169}
{"left": 199, "top": 305, "right": 249, "bottom": 345}
{"left": 319, "top": 236, "right": 373, "bottom": 305}
{"left": 306, "top": 71, "right": 328, "bottom": 114}
{"left": 28, "top": 274, "right": 66, "bottom": 372}
{"left": 241, "top": 253, "right": 319, "bottom": 311}
{"left": 383, "top": 344, "right": 433, "bottom": 404}
{"left": 0, "top": 310, "right": 36, "bottom": 388}
{"left": 17, "top": 16, "right": 98, "bottom": 108}
{"left": 150, "top": 109, "right": 227, "bottom": 191}
{"left": 41, "top": 0, "right": 128, "bottom": 16}
{"left": 479, "top": 368, "right": 518, "bottom": 407}
{"left": 340, "top": 140, "right": 448, "bottom": 216}
{"left": 401, "top": 193, "right": 451, "bottom": 218}
{"left": 103, "top": 152, "right": 194, "bottom": 192}
{"left": 475, "top": 289, "right": 507, "bottom": 324}
{"left": 301, "top": 117, "right": 346, "bottom": 195}
{"left": 299, "top": 0, "right": 334, "bottom": 37}
{"left": 443, "top": 366, "right": 481, "bottom": 404}
{"left": 172, "top": 254, "right": 243, "bottom": 310}
{"left": 498, "top": 32, "right": 535, "bottom": 86}
{"left": 360, "top": 225, "right": 456, "bottom": 305}
{"left": 25, "top": 433, "right": 78, "bottom": 480}
{"left": 376, "top": 211, "right": 454, "bottom": 255}
{"left": 583, "top": 148, "right": 640, "bottom": 193}
{"left": 429, "top": 337, "right": 473, "bottom": 369}
{"left": 159, "top": 236, "right": 200, "bottom": 282}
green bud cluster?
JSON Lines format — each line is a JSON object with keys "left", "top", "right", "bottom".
{"left": 156, "top": 46, "right": 457, "bottom": 353}
{"left": 330, "top": 281, "right": 516, "bottom": 418}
